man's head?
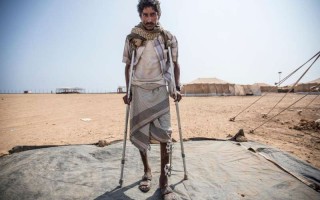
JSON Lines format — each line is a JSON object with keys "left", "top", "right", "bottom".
{"left": 137, "top": 0, "right": 161, "bottom": 30}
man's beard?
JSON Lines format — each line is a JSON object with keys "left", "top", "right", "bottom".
{"left": 144, "top": 22, "right": 155, "bottom": 30}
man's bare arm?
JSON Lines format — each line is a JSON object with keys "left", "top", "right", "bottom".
{"left": 173, "top": 61, "right": 180, "bottom": 88}
{"left": 123, "top": 64, "right": 131, "bottom": 104}
{"left": 173, "top": 61, "right": 182, "bottom": 102}
{"left": 125, "top": 64, "right": 130, "bottom": 90}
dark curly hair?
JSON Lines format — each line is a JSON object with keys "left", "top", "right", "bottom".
{"left": 137, "top": 0, "right": 161, "bottom": 18}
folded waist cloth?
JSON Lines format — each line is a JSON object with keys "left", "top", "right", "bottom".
{"left": 130, "top": 85, "right": 171, "bottom": 152}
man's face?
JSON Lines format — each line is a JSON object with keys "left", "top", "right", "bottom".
{"left": 140, "top": 7, "right": 159, "bottom": 30}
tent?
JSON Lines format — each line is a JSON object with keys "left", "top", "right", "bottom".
{"left": 56, "top": 87, "right": 85, "bottom": 94}
{"left": 254, "top": 83, "right": 278, "bottom": 93}
{"left": 181, "top": 78, "right": 261, "bottom": 96}
{"left": 181, "top": 78, "right": 233, "bottom": 96}
{"left": 233, "top": 84, "right": 261, "bottom": 96}
{"left": 294, "top": 78, "right": 320, "bottom": 93}
{"left": 0, "top": 140, "right": 319, "bottom": 199}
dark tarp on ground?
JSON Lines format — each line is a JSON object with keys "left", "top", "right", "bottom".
{"left": 0, "top": 140, "right": 319, "bottom": 200}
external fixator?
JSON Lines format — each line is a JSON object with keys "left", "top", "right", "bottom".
{"left": 164, "top": 163, "right": 172, "bottom": 177}
{"left": 166, "top": 140, "right": 173, "bottom": 153}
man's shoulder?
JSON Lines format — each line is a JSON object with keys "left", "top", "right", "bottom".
{"left": 162, "top": 29, "right": 175, "bottom": 39}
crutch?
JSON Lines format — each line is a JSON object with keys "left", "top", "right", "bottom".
{"left": 167, "top": 40, "right": 188, "bottom": 180}
{"left": 119, "top": 48, "right": 135, "bottom": 187}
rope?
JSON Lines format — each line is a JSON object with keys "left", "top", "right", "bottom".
{"left": 250, "top": 53, "right": 320, "bottom": 132}
{"left": 250, "top": 84, "right": 320, "bottom": 133}
{"left": 229, "top": 50, "right": 320, "bottom": 121}
{"left": 229, "top": 93, "right": 268, "bottom": 121}
{"left": 276, "top": 51, "right": 320, "bottom": 86}
{"left": 265, "top": 53, "right": 320, "bottom": 116}
{"left": 302, "top": 93, "right": 319, "bottom": 110}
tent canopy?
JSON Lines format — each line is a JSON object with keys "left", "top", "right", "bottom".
{"left": 188, "top": 77, "right": 230, "bottom": 84}
{"left": 307, "top": 78, "right": 320, "bottom": 83}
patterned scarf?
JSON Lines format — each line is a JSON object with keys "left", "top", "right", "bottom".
{"left": 127, "top": 22, "right": 164, "bottom": 47}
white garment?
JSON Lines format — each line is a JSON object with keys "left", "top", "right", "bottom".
{"left": 132, "top": 40, "right": 166, "bottom": 87}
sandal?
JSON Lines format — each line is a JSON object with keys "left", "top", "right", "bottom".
{"left": 161, "top": 186, "right": 177, "bottom": 200}
{"left": 139, "top": 173, "right": 152, "bottom": 193}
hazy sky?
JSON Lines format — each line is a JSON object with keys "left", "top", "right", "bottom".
{"left": 0, "top": 0, "right": 319, "bottom": 93}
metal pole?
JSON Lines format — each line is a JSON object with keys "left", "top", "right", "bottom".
{"left": 278, "top": 71, "right": 282, "bottom": 86}
{"left": 119, "top": 49, "right": 135, "bottom": 187}
{"left": 167, "top": 40, "right": 188, "bottom": 180}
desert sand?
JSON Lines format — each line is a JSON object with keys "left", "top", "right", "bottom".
{"left": 0, "top": 93, "right": 319, "bottom": 168}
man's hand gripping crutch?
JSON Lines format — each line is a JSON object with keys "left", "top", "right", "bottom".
{"left": 166, "top": 40, "right": 188, "bottom": 180}
{"left": 119, "top": 46, "right": 135, "bottom": 187}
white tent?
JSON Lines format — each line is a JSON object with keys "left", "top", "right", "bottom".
{"left": 182, "top": 78, "right": 261, "bottom": 96}
{"left": 254, "top": 83, "right": 278, "bottom": 93}
{"left": 294, "top": 78, "right": 320, "bottom": 93}
{"left": 181, "top": 77, "right": 234, "bottom": 96}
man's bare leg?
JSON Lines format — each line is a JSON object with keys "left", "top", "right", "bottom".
{"left": 159, "top": 142, "right": 169, "bottom": 188}
{"left": 140, "top": 150, "right": 152, "bottom": 175}
{"left": 160, "top": 142, "right": 176, "bottom": 199}
{"left": 139, "top": 151, "right": 152, "bottom": 192}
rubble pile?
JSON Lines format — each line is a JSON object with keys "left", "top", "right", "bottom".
{"left": 293, "top": 119, "right": 320, "bottom": 131}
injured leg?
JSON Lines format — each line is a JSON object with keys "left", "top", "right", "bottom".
{"left": 160, "top": 143, "right": 177, "bottom": 200}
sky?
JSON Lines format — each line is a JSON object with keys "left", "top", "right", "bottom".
{"left": 0, "top": 0, "right": 319, "bottom": 93}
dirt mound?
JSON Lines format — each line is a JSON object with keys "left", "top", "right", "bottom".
{"left": 293, "top": 119, "right": 320, "bottom": 131}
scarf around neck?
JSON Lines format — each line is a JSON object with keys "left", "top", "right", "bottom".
{"left": 127, "top": 22, "right": 163, "bottom": 47}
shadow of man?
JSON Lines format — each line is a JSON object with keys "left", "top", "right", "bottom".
{"left": 95, "top": 179, "right": 185, "bottom": 200}
{"left": 94, "top": 181, "right": 139, "bottom": 200}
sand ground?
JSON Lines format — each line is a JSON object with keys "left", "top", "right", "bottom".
{"left": 0, "top": 93, "right": 319, "bottom": 168}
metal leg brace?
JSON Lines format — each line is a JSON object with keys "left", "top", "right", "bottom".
{"left": 165, "top": 140, "right": 173, "bottom": 177}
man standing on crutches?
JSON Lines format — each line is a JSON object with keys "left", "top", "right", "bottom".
{"left": 120, "top": 1, "right": 184, "bottom": 199}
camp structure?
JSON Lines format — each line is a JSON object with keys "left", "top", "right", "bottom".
{"left": 253, "top": 82, "right": 278, "bottom": 93}
{"left": 181, "top": 77, "right": 232, "bottom": 96}
{"left": 294, "top": 78, "right": 320, "bottom": 93}
{"left": 23, "top": 90, "right": 32, "bottom": 94}
{"left": 56, "top": 87, "right": 85, "bottom": 94}
{"left": 117, "top": 86, "right": 126, "bottom": 93}
{"left": 233, "top": 84, "right": 261, "bottom": 96}
{"left": 181, "top": 78, "right": 261, "bottom": 96}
